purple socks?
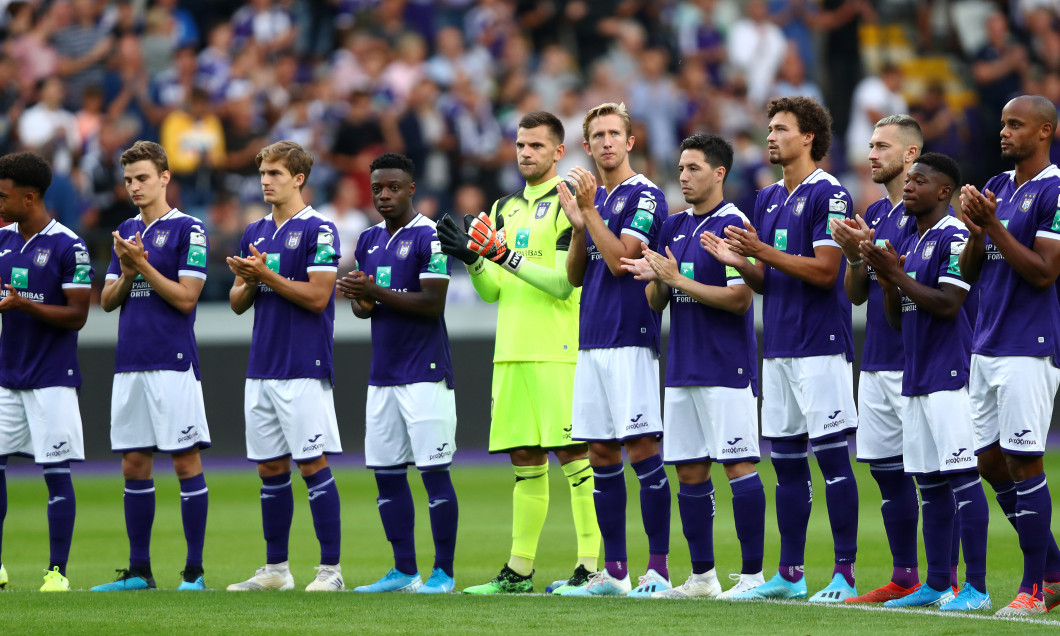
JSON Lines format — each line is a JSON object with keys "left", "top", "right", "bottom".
{"left": 730, "top": 471, "right": 766, "bottom": 575}
{"left": 812, "top": 437, "right": 859, "bottom": 569}
{"left": 593, "top": 463, "right": 627, "bottom": 578}
{"left": 44, "top": 464, "right": 75, "bottom": 576}
{"left": 678, "top": 479, "right": 715, "bottom": 574}
{"left": 869, "top": 458, "right": 919, "bottom": 580}
{"left": 124, "top": 478, "right": 155, "bottom": 570}
{"left": 1016, "top": 473, "right": 1052, "bottom": 599}
{"left": 917, "top": 475, "right": 955, "bottom": 591}
{"left": 771, "top": 438, "right": 811, "bottom": 575}
{"left": 303, "top": 467, "right": 342, "bottom": 566}
{"left": 632, "top": 454, "right": 670, "bottom": 579}
{"left": 421, "top": 468, "right": 458, "bottom": 578}
{"left": 260, "top": 472, "right": 293, "bottom": 564}
{"left": 179, "top": 473, "right": 208, "bottom": 570}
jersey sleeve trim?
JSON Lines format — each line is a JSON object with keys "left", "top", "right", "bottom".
{"left": 419, "top": 272, "right": 451, "bottom": 280}
{"left": 1035, "top": 230, "right": 1060, "bottom": 241}
{"left": 938, "top": 276, "right": 971, "bottom": 291}
{"left": 726, "top": 279, "right": 747, "bottom": 287}
{"left": 105, "top": 273, "right": 120, "bottom": 281}
{"left": 61, "top": 282, "right": 91, "bottom": 290}
{"left": 621, "top": 228, "right": 649, "bottom": 243}
{"left": 306, "top": 265, "right": 338, "bottom": 273}
{"left": 812, "top": 239, "right": 840, "bottom": 249}
{"left": 178, "top": 270, "right": 208, "bottom": 280}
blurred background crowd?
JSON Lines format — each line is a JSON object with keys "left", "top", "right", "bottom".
{"left": 1, "top": 0, "right": 1059, "bottom": 302}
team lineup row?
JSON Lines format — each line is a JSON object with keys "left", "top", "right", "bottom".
{"left": 0, "top": 94, "right": 1057, "bottom": 617}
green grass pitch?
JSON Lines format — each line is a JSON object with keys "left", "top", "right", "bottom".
{"left": 4, "top": 456, "right": 1060, "bottom": 634}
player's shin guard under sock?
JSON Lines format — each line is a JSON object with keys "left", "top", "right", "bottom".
{"left": 771, "top": 439, "right": 811, "bottom": 578}
{"left": 374, "top": 468, "right": 416, "bottom": 574}
{"left": 421, "top": 468, "right": 458, "bottom": 578}
{"left": 917, "top": 474, "right": 956, "bottom": 591}
{"left": 510, "top": 462, "right": 549, "bottom": 576}
{"left": 0, "top": 457, "right": 7, "bottom": 564}
{"left": 260, "top": 472, "right": 294, "bottom": 564}
{"left": 949, "top": 472, "right": 989, "bottom": 592}
{"left": 1016, "top": 474, "right": 1052, "bottom": 599}
{"left": 678, "top": 479, "right": 715, "bottom": 574}
{"left": 304, "top": 467, "right": 341, "bottom": 566}
{"left": 996, "top": 478, "right": 1060, "bottom": 581}
{"left": 632, "top": 454, "right": 670, "bottom": 577}
{"left": 813, "top": 436, "right": 859, "bottom": 574}
{"left": 562, "top": 458, "right": 600, "bottom": 568}
{"left": 731, "top": 472, "right": 766, "bottom": 575}
{"left": 124, "top": 478, "right": 155, "bottom": 570}
{"left": 44, "top": 463, "right": 75, "bottom": 576}
{"left": 870, "top": 458, "right": 919, "bottom": 583}
{"left": 592, "top": 462, "right": 627, "bottom": 577}
{"left": 179, "top": 473, "right": 208, "bottom": 569}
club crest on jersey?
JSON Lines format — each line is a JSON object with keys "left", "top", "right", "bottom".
{"left": 33, "top": 248, "right": 50, "bottom": 266}
{"left": 897, "top": 216, "right": 909, "bottom": 228}
{"left": 285, "top": 231, "right": 302, "bottom": 249}
{"left": 398, "top": 240, "right": 412, "bottom": 258}
{"left": 1019, "top": 193, "right": 1036, "bottom": 212}
{"left": 614, "top": 196, "right": 627, "bottom": 213}
{"left": 793, "top": 197, "right": 807, "bottom": 216}
{"left": 535, "top": 201, "right": 550, "bottom": 219}
{"left": 922, "top": 241, "right": 936, "bottom": 259}
{"left": 153, "top": 231, "right": 170, "bottom": 248}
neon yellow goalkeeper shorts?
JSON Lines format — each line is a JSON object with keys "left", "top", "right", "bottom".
{"left": 489, "top": 361, "right": 577, "bottom": 452}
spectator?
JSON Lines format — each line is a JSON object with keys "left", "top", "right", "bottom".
{"left": 159, "top": 86, "right": 226, "bottom": 216}
{"left": 726, "top": 0, "right": 787, "bottom": 105}
{"left": 397, "top": 78, "right": 455, "bottom": 198}
{"left": 845, "top": 64, "right": 907, "bottom": 169}
{"left": 425, "top": 25, "right": 494, "bottom": 93}
{"left": 628, "top": 47, "right": 682, "bottom": 170}
{"left": 602, "top": 19, "right": 647, "bottom": 87}
{"left": 140, "top": 7, "right": 177, "bottom": 77}
{"left": 972, "top": 11, "right": 1029, "bottom": 181}
{"left": 52, "top": 0, "right": 114, "bottom": 110}
{"left": 196, "top": 22, "right": 234, "bottom": 102}
{"left": 150, "top": 45, "right": 198, "bottom": 111}
{"left": 816, "top": 0, "right": 875, "bottom": 160}
{"left": 7, "top": 1, "right": 59, "bottom": 93}
{"left": 221, "top": 96, "right": 271, "bottom": 203}
{"left": 75, "top": 84, "right": 105, "bottom": 153}
{"left": 910, "top": 81, "right": 966, "bottom": 160}
{"left": 671, "top": 0, "right": 726, "bottom": 87}
{"left": 316, "top": 175, "right": 370, "bottom": 273}
{"left": 0, "top": 55, "right": 27, "bottom": 155}
{"left": 381, "top": 32, "right": 428, "bottom": 107}
{"left": 770, "top": 41, "right": 824, "bottom": 103}
{"left": 155, "top": 0, "right": 200, "bottom": 48}
{"left": 231, "top": 0, "right": 294, "bottom": 57}
{"left": 443, "top": 75, "right": 505, "bottom": 201}
{"left": 18, "top": 77, "right": 81, "bottom": 176}
{"left": 330, "top": 89, "right": 389, "bottom": 185}
{"left": 529, "top": 44, "right": 579, "bottom": 112}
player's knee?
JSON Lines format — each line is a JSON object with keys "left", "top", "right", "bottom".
{"left": 723, "top": 461, "right": 756, "bottom": 481}
{"left": 121, "top": 451, "right": 153, "bottom": 480}
{"left": 675, "top": 461, "right": 710, "bottom": 485}
{"left": 257, "top": 457, "right": 292, "bottom": 478}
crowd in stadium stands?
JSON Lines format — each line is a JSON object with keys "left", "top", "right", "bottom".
{"left": 1, "top": 0, "right": 1059, "bottom": 301}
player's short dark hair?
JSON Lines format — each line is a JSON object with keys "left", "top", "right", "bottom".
{"left": 767, "top": 96, "right": 833, "bottom": 162}
{"left": 0, "top": 151, "right": 52, "bottom": 196}
{"left": 518, "top": 111, "right": 565, "bottom": 145}
{"left": 913, "top": 152, "right": 960, "bottom": 188}
{"left": 120, "top": 140, "right": 169, "bottom": 175}
{"left": 369, "top": 153, "right": 415, "bottom": 179}
{"left": 875, "top": 114, "right": 924, "bottom": 152}
{"left": 680, "top": 134, "right": 734, "bottom": 181}
{"left": 255, "top": 140, "right": 314, "bottom": 189}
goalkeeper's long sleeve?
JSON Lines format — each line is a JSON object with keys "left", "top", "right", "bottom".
{"left": 469, "top": 251, "right": 574, "bottom": 301}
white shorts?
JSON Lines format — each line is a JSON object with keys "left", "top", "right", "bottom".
{"left": 365, "top": 381, "right": 457, "bottom": 469}
{"left": 572, "top": 347, "right": 662, "bottom": 442}
{"left": 245, "top": 378, "right": 342, "bottom": 462}
{"left": 663, "top": 385, "right": 759, "bottom": 464}
{"left": 761, "top": 355, "right": 858, "bottom": 441}
{"left": 904, "top": 388, "right": 977, "bottom": 474}
{"left": 111, "top": 369, "right": 211, "bottom": 453}
{"left": 855, "top": 370, "right": 906, "bottom": 461}
{"left": 970, "top": 355, "right": 1060, "bottom": 456}
{"left": 0, "top": 386, "right": 84, "bottom": 464}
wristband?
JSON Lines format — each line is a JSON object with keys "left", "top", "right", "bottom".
{"left": 847, "top": 258, "right": 863, "bottom": 267}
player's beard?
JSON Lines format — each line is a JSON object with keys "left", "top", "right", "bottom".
{"left": 519, "top": 161, "right": 552, "bottom": 184}
{"left": 1001, "top": 141, "right": 1033, "bottom": 163}
{"left": 871, "top": 158, "right": 903, "bottom": 184}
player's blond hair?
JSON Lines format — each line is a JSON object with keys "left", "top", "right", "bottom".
{"left": 582, "top": 102, "right": 632, "bottom": 143}
{"left": 120, "top": 140, "right": 169, "bottom": 175}
{"left": 255, "top": 140, "right": 314, "bottom": 190}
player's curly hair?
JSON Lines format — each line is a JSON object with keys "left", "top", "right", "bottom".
{"left": 0, "top": 151, "right": 52, "bottom": 196}
{"left": 913, "top": 152, "right": 961, "bottom": 188}
{"left": 369, "top": 153, "right": 415, "bottom": 178}
{"left": 120, "top": 140, "right": 169, "bottom": 175}
{"left": 583, "top": 102, "right": 632, "bottom": 142}
{"left": 680, "top": 134, "right": 734, "bottom": 181}
{"left": 519, "top": 111, "right": 565, "bottom": 145}
{"left": 255, "top": 140, "right": 314, "bottom": 190}
{"left": 767, "top": 96, "right": 833, "bottom": 162}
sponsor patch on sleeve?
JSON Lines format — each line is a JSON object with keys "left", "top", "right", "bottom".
{"left": 314, "top": 227, "right": 337, "bottom": 264}
{"left": 428, "top": 252, "right": 448, "bottom": 274}
{"left": 631, "top": 210, "right": 654, "bottom": 233}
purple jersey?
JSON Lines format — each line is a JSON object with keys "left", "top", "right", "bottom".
{"left": 661, "top": 203, "right": 758, "bottom": 393}
{"left": 579, "top": 174, "right": 668, "bottom": 351}
{"left": 106, "top": 209, "right": 208, "bottom": 378}
{"left": 354, "top": 214, "right": 454, "bottom": 388}
{"left": 754, "top": 169, "right": 854, "bottom": 360}
{"left": 973, "top": 166, "right": 1060, "bottom": 363}
{"left": 861, "top": 198, "right": 916, "bottom": 371}
{"left": 239, "top": 206, "right": 340, "bottom": 382}
{"left": 0, "top": 220, "right": 92, "bottom": 390}
{"left": 897, "top": 216, "right": 972, "bottom": 396}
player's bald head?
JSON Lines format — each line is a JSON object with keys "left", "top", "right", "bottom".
{"left": 1006, "top": 95, "right": 1058, "bottom": 132}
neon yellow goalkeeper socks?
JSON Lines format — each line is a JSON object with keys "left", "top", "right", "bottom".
{"left": 509, "top": 462, "right": 549, "bottom": 576}
{"left": 563, "top": 457, "right": 600, "bottom": 569}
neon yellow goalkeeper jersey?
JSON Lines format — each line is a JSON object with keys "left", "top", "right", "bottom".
{"left": 474, "top": 176, "right": 580, "bottom": 363}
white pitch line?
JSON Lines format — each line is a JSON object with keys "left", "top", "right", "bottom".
{"left": 537, "top": 592, "right": 1060, "bottom": 625}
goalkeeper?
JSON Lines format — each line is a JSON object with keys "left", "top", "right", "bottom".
{"left": 439, "top": 111, "right": 600, "bottom": 595}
